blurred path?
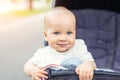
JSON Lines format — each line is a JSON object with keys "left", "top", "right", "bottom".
{"left": 0, "top": 14, "right": 44, "bottom": 80}
{"left": 0, "top": 15, "right": 22, "bottom": 26}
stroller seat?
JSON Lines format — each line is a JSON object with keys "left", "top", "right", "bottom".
{"left": 72, "top": 9, "right": 117, "bottom": 69}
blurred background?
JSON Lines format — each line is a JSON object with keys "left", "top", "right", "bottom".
{"left": 0, "top": 0, "right": 52, "bottom": 80}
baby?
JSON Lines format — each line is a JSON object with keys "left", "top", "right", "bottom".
{"left": 24, "top": 6, "right": 96, "bottom": 80}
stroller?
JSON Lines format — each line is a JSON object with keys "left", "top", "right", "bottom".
{"left": 45, "top": 0, "right": 120, "bottom": 80}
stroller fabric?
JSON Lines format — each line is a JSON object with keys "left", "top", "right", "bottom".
{"left": 72, "top": 9, "right": 120, "bottom": 70}
{"left": 45, "top": 68, "right": 120, "bottom": 80}
{"left": 113, "top": 14, "right": 120, "bottom": 71}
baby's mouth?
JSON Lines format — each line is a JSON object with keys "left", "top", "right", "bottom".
{"left": 57, "top": 44, "right": 68, "bottom": 47}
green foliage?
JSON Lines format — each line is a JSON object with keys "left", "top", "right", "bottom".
{"left": 46, "top": 0, "right": 51, "bottom": 3}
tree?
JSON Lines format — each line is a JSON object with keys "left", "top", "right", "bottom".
{"left": 28, "top": 0, "right": 33, "bottom": 10}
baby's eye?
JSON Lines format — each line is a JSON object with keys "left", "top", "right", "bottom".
{"left": 54, "top": 32, "right": 60, "bottom": 35}
{"left": 67, "top": 31, "right": 73, "bottom": 35}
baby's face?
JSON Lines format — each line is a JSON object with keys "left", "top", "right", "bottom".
{"left": 44, "top": 18, "right": 76, "bottom": 52}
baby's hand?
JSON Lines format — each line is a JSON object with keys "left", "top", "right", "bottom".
{"left": 75, "top": 62, "right": 94, "bottom": 80}
{"left": 31, "top": 66, "right": 48, "bottom": 80}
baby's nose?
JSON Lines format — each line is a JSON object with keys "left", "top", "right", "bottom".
{"left": 59, "top": 34, "right": 67, "bottom": 40}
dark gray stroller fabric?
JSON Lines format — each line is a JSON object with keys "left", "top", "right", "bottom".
{"left": 45, "top": 68, "right": 120, "bottom": 80}
{"left": 72, "top": 9, "right": 119, "bottom": 69}
{"left": 112, "top": 14, "right": 120, "bottom": 71}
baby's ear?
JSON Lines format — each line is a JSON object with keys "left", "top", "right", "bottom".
{"left": 43, "top": 32, "right": 48, "bottom": 41}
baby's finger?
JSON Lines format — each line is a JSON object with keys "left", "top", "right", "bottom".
{"left": 79, "top": 70, "right": 84, "bottom": 80}
{"left": 81, "top": 71, "right": 91, "bottom": 80}
{"left": 75, "top": 67, "right": 79, "bottom": 74}
{"left": 89, "top": 71, "right": 93, "bottom": 80}
{"left": 37, "top": 73, "right": 48, "bottom": 79}
{"left": 86, "top": 71, "right": 93, "bottom": 80}
{"left": 36, "top": 76, "right": 41, "bottom": 80}
{"left": 38, "top": 69, "right": 48, "bottom": 75}
{"left": 32, "top": 76, "right": 40, "bottom": 80}
{"left": 86, "top": 72, "right": 90, "bottom": 80}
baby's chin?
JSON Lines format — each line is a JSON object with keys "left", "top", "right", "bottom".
{"left": 57, "top": 49, "right": 69, "bottom": 53}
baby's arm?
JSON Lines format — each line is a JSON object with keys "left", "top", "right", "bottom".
{"left": 75, "top": 61, "right": 96, "bottom": 80}
{"left": 24, "top": 59, "right": 48, "bottom": 80}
